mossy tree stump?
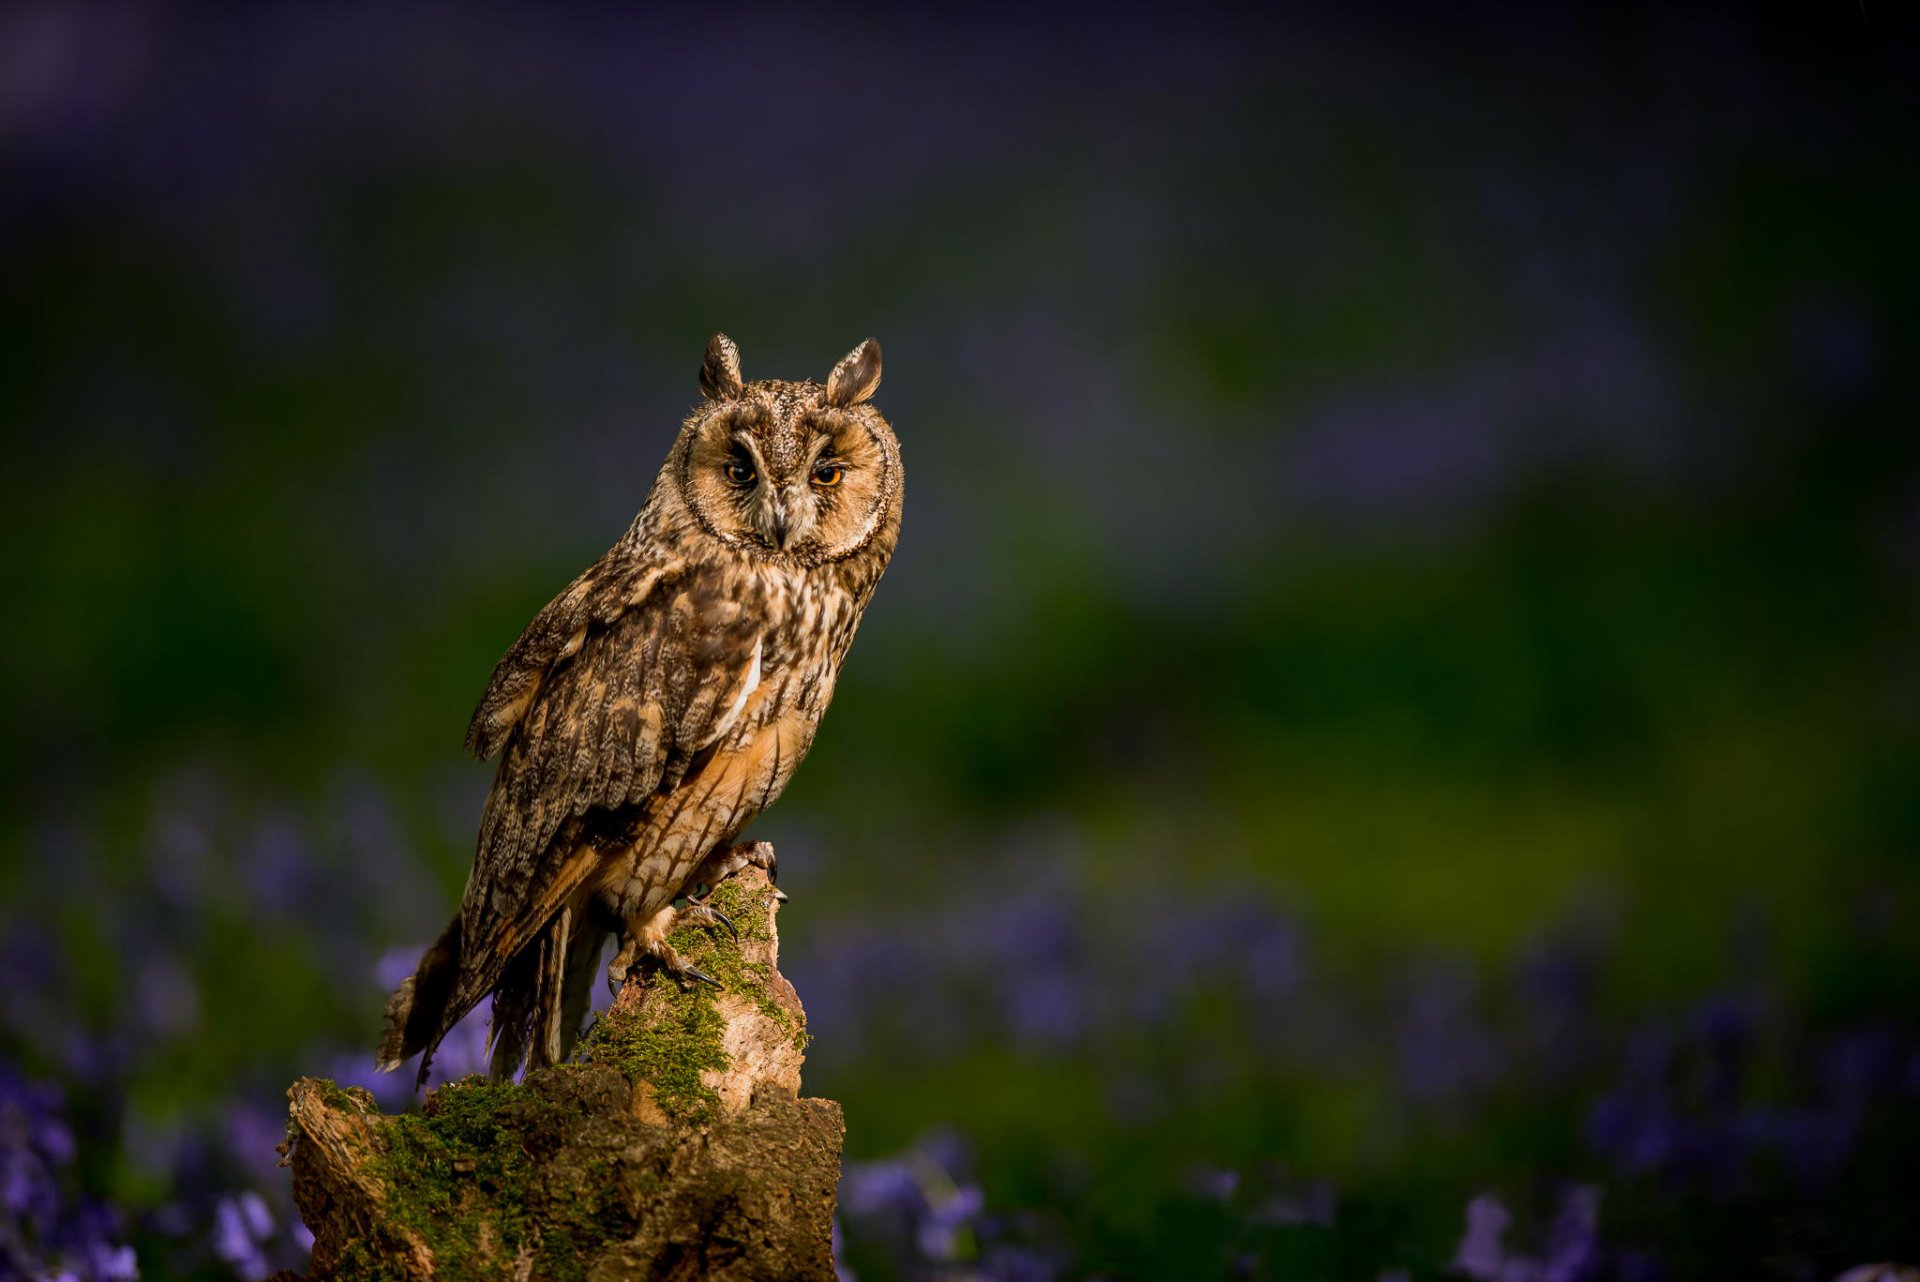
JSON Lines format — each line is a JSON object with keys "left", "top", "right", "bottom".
{"left": 276, "top": 863, "right": 842, "bottom": 1281}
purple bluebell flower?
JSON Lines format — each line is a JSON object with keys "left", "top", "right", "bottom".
{"left": 1543, "top": 1185, "right": 1600, "bottom": 1282}
{"left": 1450, "top": 1186, "right": 1601, "bottom": 1282}
{"left": 1000, "top": 969, "right": 1084, "bottom": 1054}
{"left": 1819, "top": 1025, "right": 1904, "bottom": 1105}
{"left": 133, "top": 954, "right": 202, "bottom": 1040}
{"left": 426, "top": 1004, "right": 494, "bottom": 1086}
{"left": 213, "top": 1193, "right": 271, "bottom": 1279}
{"left": 1396, "top": 960, "right": 1504, "bottom": 1105}
{"left": 914, "top": 1182, "right": 982, "bottom": 1260}
{"left": 221, "top": 1105, "right": 288, "bottom": 1187}
{"left": 1454, "top": 1194, "right": 1511, "bottom": 1281}
{"left": 1187, "top": 1165, "right": 1241, "bottom": 1202}
{"left": 840, "top": 1159, "right": 923, "bottom": 1221}
{"left": 242, "top": 812, "right": 319, "bottom": 918}
{"left": 1238, "top": 908, "right": 1307, "bottom": 1005}
{"left": 840, "top": 1130, "right": 1051, "bottom": 1276}
{"left": 832, "top": 1216, "right": 854, "bottom": 1282}
{"left": 84, "top": 1240, "right": 139, "bottom": 1281}
{"left": 1586, "top": 1084, "right": 1674, "bottom": 1178}
{"left": 2, "top": 1072, "right": 67, "bottom": 1226}
{"left": 1, "top": 1066, "right": 141, "bottom": 1281}
{"left": 375, "top": 945, "right": 421, "bottom": 992}
{"left": 1691, "top": 995, "right": 1756, "bottom": 1109}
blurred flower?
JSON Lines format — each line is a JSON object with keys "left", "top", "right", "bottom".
{"left": 915, "top": 1182, "right": 983, "bottom": 1261}
{"left": 834, "top": 1215, "right": 854, "bottom": 1282}
{"left": 1396, "top": 960, "right": 1504, "bottom": 1105}
{"left": 427, "top": 1004, "right": 494, "bottom": 1086}
{"left": 1187, "top": 1165, "right": 1241, "bottom": 1202}
{"left": 841, "top": 1158, "right": 922, "bottom": 1222}
{"left": 1454, "top": 1194, "right": 1511, "bottom": 1280}
{"left": 242, "top": 813, "right": 320, "bottom": 919}
{"left": 0, "top": 1066, "right": 139, "bottom": 1281}
{"left": 1543, "top": 1185, "right": 1600, "bottom": 1282}
{"left": 840, "top": 1130, "right": 1049, "bottom": 1280}
{"left": 375, "top": 944, "right": 420, "bottom": 991}
{"left": 213, "top": 1191, "right": 273, "bottom": 1279}
{"left": 1453, "top": 1187, "right": 1601, "bottom": 1282}
{"left": 133, "top": 953, "right": 202, "bottom": 1040}
{"left": 1819, "top": 1026, "right": 1904, "bottom": 1105}
{"left": 222, "top": 1104, "right": 288, "bottom": 1187}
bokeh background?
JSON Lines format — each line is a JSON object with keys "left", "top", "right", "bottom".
{"left": 3, "top": 3, "right": 1917, "bottom": 1279}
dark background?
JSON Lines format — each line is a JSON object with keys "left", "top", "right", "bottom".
{"left": 2, "top": 4, "right": 1916, "bottom": 1279}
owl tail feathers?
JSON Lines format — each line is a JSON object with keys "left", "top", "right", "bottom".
{"left": 486, "top": 905, "right": 605, "bottom": 1082}
{"left": 376, "top": 915, "right": 464, "bottom": 1087}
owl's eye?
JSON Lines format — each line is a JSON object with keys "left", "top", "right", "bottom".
{"left": 811, "top": 463, "right": 845, "bottom": 489}
{"left": 724, "top": 460, "right": 756, "bottom": 486}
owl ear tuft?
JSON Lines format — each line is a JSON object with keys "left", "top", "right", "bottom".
{"left": 700, "top": 333, "right": 745, "bottom": 401}
{"left": 825, "top": 338, "right": 882, "bottom": 407}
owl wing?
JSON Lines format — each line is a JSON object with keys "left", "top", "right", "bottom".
{"left": 453, "top": 550, "right": 769, "bottom": 1004}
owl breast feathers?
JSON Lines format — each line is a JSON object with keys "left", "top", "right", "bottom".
{"left": 379, "top": 334, "right": 902, "bottom": 1084}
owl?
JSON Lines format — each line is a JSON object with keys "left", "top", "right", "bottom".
{"left": 378, "top": 334, "right": 902, "bottom": 1084}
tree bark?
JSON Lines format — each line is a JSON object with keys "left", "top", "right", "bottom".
{"left": 274, "top": 861, "right": 841, "bottom": 1281}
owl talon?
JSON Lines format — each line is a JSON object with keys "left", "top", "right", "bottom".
{"left": 606, "top": 936, "right": 642, "bottom": 997}
{"left": 676, "top": 901, "right": 738, "bottom": 942}
{"left": 650, "top": 942, "right": 723, "bottom": 991}
{"left": 680, "top": 965, "right": 723, "bottom": 989}
{"left": 740, "top": 841, "right": 787, "bottom": 900}
{"left": 606, "top": 958, "right": 634, "bottom": 998}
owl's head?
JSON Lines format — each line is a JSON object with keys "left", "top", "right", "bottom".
{"left": 673, "top": 333, "right": 902, "bottom": 566}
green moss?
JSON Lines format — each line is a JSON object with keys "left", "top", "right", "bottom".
{"left": 578, "top": 982, "right": 728, "bottom": 1122}
{"left": 358, "top": 1074, "right": 639, "bottom": 1282}
{"left": 314, "top": 1078, "right": 376, "bottom": 1114}
{"left": 330, "top": 1231, "right": 418, "bottom": 1282}
{"left": 707, "top": 876, "right": 774, "bottom": 944}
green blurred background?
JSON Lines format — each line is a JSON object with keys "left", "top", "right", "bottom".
{"left": 2, "top": 3, "right": 1916, "bottom": 1278}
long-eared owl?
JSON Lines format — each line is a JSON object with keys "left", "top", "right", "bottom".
{"left": 378, "top": 334, "right": 902, "bottom": 1083}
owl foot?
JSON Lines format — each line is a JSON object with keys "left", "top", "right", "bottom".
{"left": 606, "top": 903, "right": 729, "bottom": 996}
{"left": 685, "top": 840, "right": 788, "bottom": 903}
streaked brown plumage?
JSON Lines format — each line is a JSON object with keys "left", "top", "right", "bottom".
{"left": 379, "top": 333, "right": 902, "bottom": 1083}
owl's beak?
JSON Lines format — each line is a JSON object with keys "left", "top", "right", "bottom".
{"left": 768, "top": 497, "right": 792, "bottom": 549}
